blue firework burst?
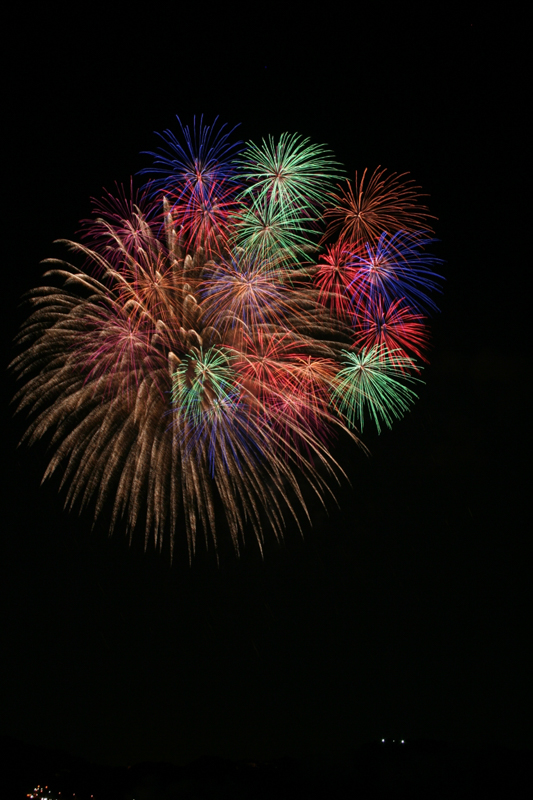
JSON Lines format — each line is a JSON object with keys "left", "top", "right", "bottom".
{"left": 346, "top": 230, "right": 444, "bottom": 314}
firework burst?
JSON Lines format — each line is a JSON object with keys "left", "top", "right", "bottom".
{"left": 345, "top": 230, "right": 443, "bottom": 315}
{"left": 323, "top": 166, "right": 436, "bottom": 247}
{"left": 11, "top": 116, "right": 443, "bottom": 557}
{"left": 352, "top": 296, "right": 430, "bottom": 367}
{"left": 331, "top": 346, "right": 422, "bottom": 434}
{"left": 236, "top": 132, "right": 343, "bottom": 215}
{"left": 314, "top": 242, "right": 357, "bottom": 318}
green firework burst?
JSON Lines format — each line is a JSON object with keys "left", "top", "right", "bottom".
{"left": 331, "top": 346, "right": 422, "bottom": 434}
{"left": 236, "top": 132, "right": 343, "bottom": 216}
{"left": 171, "top": 346, "right": 237, "bottom": 424}
{"left": 232, "top": 196, "right": 317, "bottom": 262}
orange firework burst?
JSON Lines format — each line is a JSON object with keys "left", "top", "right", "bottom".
{"left": 322, "top": 167, "right": 436, "bottom": 247}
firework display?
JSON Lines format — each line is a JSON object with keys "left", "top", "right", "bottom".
{"left": 11, "top": 116, "right": 443, "bottom": 556}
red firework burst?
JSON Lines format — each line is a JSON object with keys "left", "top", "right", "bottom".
{"left": 353, "top": 296, "right": 430, "bottom": 368}
{"left": 314, "top": 242, "right": 356, "bottom": 318}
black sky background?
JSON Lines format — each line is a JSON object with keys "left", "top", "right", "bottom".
{"left": 1, "top": 7, "right": 531, "bottom": 768}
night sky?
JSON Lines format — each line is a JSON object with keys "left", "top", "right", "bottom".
{"left": 2, "top": 8, "right": 530, "bottom": 769}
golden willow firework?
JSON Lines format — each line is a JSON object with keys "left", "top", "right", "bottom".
{"left": 11, "top": 116, "right": 443, "bottom": 557}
